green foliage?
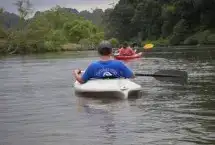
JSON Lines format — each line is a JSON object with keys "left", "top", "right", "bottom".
{"left": 61, "top": 43, "right": 82, "bottom": 51}
{"left": 109, "top": 38, "right": 119, "bottom": 48}
{"left": 169, "top": 19, "right": 189, "bottom": 45}
{"left": 105, "top": 3, "right": 135, "bottom": 41}
{"left": 0, "top": 28, "right": 7, "bottom": 39}
{"left": 183, "top": 37, "right": 198, "bottom": 45}
{"left": 132, "top": 0, "right": 162, "bottom": 40}
{"left": 2, "top": 0, "right": 215, "bottom": 55}
{"left": 63, "top": 20, "right": 97, "bottom": 42}
{"left": 89, "top": 32, "right": 104, "bottom": 46}
{"left": 207, "top": 34, "right": 215, "bottom": 45}
{"left": 142, "top": 38, "right": 169, "bottom": 47}
{"left": 0, "top": 1, "right": 104, "bottom": 55}
{"left": 103, "top": 0, "right": 215, "bottom": 46}
{"left": 44, "top": 41, "right": 61, "bottom": 52}
{"left": 14, "top": 0, "right": 33, "bottom": 30}
{"left": 0, "top": 8, "right": 3, "bottom": 16}
{"left": 78, "top": 32, "right": 104, "bottom": 50}
{"left": 45, "top": 29, "right": 67, "bottom": 44}
{"left": 79, "top": 8, "right": 104, "bottom": 27}
{"left": 79, "top": 39, "right": 91, "bottom": 50}
{"left": 164, "top": 5, "right": 175, "bottom": 13}
{"left": 196, "top": 30, "right": 211, "bottom": 44}
{"left": 184, "top": 30, "right": 212, "bottom": 45}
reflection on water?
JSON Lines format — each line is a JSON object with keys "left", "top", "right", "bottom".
{"left": 0, "top": 47, "right": 215, "bottom": 145}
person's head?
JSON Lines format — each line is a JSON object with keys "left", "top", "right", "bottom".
{"left": 97, "top": 40, "right": 113, "bottom": 56}
{"left": 123, "top": 42, "right": 128, "bottom": 49}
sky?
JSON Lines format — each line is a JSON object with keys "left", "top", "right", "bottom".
{"left": 0, "top": 0, "right": 119, "bottom": 14}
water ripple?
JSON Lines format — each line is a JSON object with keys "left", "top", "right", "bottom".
{"left": 0, "top": 50, "right": 215, "bottom": 145}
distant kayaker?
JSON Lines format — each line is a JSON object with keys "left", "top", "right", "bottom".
{"left": 73, "top": 40, "right": 135, "bottom": 84}
{"left": 118, "top": 42, "right": 136, "bottom": 56}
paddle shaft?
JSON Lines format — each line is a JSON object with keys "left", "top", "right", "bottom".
{"left": 79, "top": 70, "right": 186, "bottom": 78}
{"left": 135, "top": 73, "right": 181, "bottom": 78}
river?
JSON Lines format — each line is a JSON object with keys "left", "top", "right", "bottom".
{"left": 0, "top": 47, "right": 214, "bottom": 145}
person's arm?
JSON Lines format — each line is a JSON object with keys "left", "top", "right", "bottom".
{"left": 73, "top": 64, "right": 94, "bottom": 84}
{"left": 119, "top": 61, "right": 135, "bottom": 78}
{"left": 73, "top": 69, "right": 84, "bottom": 84}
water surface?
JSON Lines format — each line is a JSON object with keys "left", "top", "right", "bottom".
{"left": 0, "top": 48, "right": 214, "bottom": 145}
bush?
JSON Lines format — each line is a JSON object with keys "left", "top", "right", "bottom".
{"left": 142, "top": 38, "right": 169, "bottom": 47}
{"left": 61, "top": 43, "right": 82, "bottom": 51}
{"left": 184, "top": 30, "right": 211, "bottom": 45}
{"left": 109, "top": 38, "right": 119, "bottom": 48}
{"left": 169, "top": 19, "right": 189, "bottom": 45}
{"left": 44, "top": 41, "right": 61, "bottom": 52}
{"left": 183, "top": 36, "right": 198, "bottom": 45}
{"left": 0, "top": 39, "right": 8, "bottom": 54}
{"left": 198, "top": 30, "right": 211, "bottom": 44}
{"left": 45, "top": 29, "right": 67, "bottom": 44}
{"left": 89, "top": 32, "right": 104, "bottom": 47}
{"left": 79, "top": 38, "right": 92, "bottom": 50}
{"left": 207, "top": 34, "right": 215, "bottom": 44}
{"left": 0, "top": 28, "right": 7, "bottom": 39}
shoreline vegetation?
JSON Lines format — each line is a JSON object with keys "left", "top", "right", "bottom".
{"left": 0, "top": 0, "right": 215, "bottom": 56}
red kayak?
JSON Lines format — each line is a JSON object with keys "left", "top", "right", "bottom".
{"left": 114, "top": 52, "right": 143, "bottom": 60}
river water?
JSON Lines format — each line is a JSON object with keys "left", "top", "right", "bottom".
{"left": 0, "top": 47, "right": 214, "bottom": 145}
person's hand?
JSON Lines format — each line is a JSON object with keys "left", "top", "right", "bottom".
{"left": 73, "top": 69, "right": 81, "bottom": 75}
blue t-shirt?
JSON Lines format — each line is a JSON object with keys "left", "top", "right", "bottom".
{"left": 81, "top": 60, "right": 133, "bottom": 83}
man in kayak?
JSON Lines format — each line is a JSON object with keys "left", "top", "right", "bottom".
{"left": 73, "top": 40, "right": 135, "bottom": 84}
{"left": 118, "top": 42, "right": 136, "bottom": 56}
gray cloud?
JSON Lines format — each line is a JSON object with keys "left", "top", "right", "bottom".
{"left": 0, "top": 0, "right": 118, "bottom": 13}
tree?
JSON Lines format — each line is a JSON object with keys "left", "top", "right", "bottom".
{"left": 0, "top": 8, "right": 3, "bottom": 14}
{"left": 102, "top": 0, "right": 215, "bottom": 45}
{"left": 14, "top": 0, "right": 33, "bottom": 19}
{"left": 14, "top": 0, "right": 33, "bottom": 30}
{"left": 132, "top": 0, "right": 162, "bottom": 40}
{"left": 63, "top": 19, "right": 98, "bottom": 43}
{"left": 0, "top": 8, "right": 4, "bottom": 25}
{"left": 107, "top": 3, "right": 135, "bottom": 41}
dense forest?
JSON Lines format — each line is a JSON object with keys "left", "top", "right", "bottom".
{"left": 103, "top": 0, "right": 215, "bottom": 46}
{"left": 0, "top": 0, "right": 215, "bottom": 55}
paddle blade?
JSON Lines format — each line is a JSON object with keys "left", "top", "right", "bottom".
{"left": 154, "top": 70, "right": 188, "bottom": 78}
{"left": 135, "top": 69, "right": 188, "bottom": 85}
{"left": 143, "top": 43, "right": 154, "bottom": 49}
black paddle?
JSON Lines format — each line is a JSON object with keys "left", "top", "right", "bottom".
{"left": 135, "top": 69, "right": 188, "bottom": 84}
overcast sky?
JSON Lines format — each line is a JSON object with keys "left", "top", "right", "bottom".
{"left": 0, "top": 0, "right": 118, "bottom": 13}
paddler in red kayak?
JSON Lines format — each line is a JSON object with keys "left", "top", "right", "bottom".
{"left": 73, "top": 40, "right": 135, "bottom": 84}
{"left": 118, "top": 42, "right": 136, "bottom": 56}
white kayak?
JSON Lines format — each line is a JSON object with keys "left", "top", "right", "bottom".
{"left": 74, "top": 78, "right": 142, "bottom": 99}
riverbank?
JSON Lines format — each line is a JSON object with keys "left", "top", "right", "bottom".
{"left": 0, "top": 50, "right": 99, "bottom": 60}
{"left": 1, "top": 44, "right": 214, "bottom": 60}
{"left": 142, "top": 30, "right": 215, "bottom": 47}
{"left": 1, "top": 37, "right": 215, "bottom": 57}
{"left": 0, "top": 38, "right": 96, "bottom": 56}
